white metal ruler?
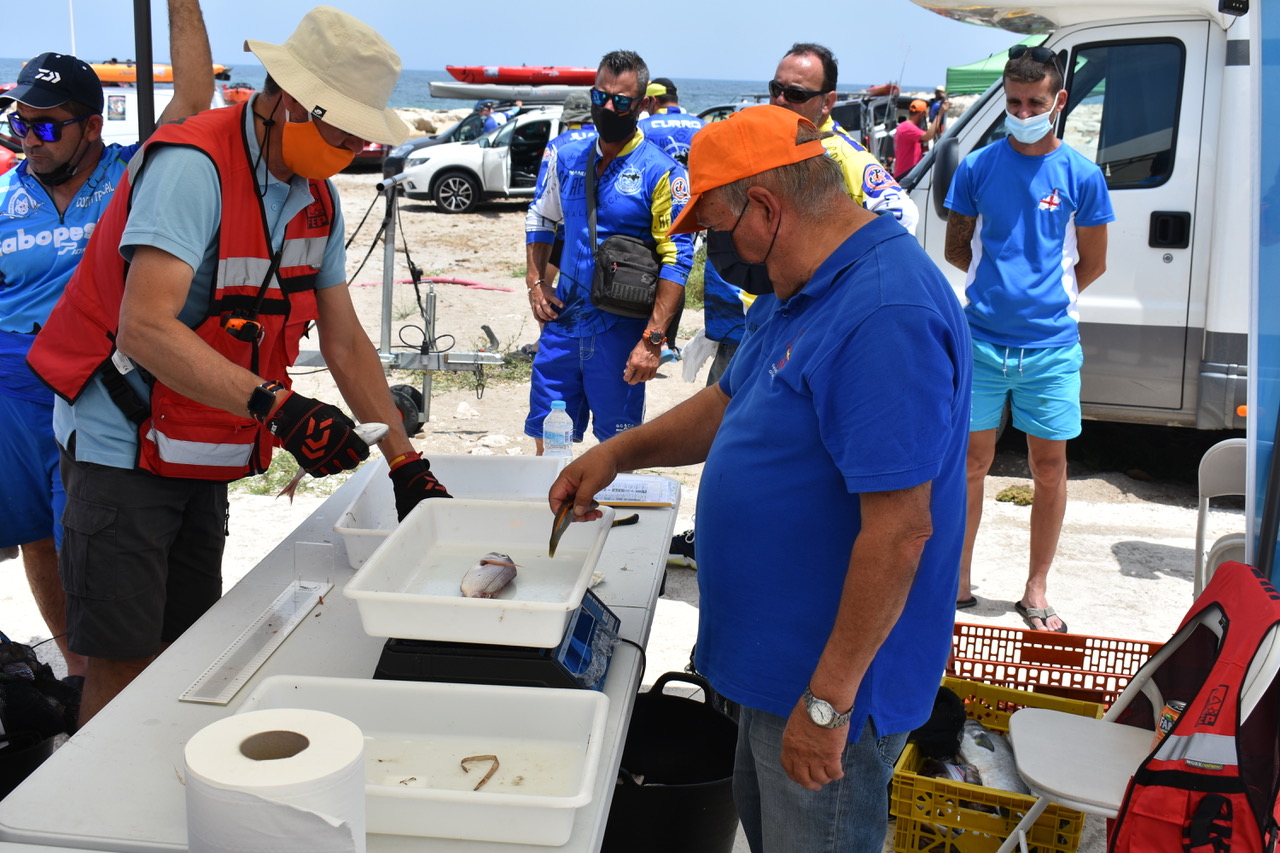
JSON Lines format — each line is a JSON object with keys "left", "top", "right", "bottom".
{"left": 179, "top": 579, "right": 332, "bottom": 705}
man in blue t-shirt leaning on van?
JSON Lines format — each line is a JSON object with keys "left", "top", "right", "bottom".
{"left": 944, "top": 44, "right": 1114, "bottom": 633}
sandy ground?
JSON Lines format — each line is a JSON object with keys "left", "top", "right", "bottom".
{"left": 0, "top": 169, "right": 1246, "bottom": 851}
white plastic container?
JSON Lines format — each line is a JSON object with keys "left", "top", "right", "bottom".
{"left": 238, "top": 675, "right": 609, "bottom": 845}
{"left": 343, "top": 499, "right": 614, "bottom": 647}
{"left": 334, "top": 454, "right": 568, "bottom": 568}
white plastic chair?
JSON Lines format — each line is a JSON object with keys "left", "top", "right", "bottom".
{"left": 1194, "top": 438, "right": 1247, "bottom": 597}
{"left": 993, "top": 606, "right": 1230, "bottom": 853}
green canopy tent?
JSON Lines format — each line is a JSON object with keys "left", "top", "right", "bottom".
{"left": 945, "top": 35, "right": 1044, "bottom": 95}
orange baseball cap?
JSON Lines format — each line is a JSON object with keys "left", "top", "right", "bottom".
{"left": 909, "top": 99, "right": 929, "bottom": 113}
{"left": 668, "top": 105, "right": 826, "bottom": 235}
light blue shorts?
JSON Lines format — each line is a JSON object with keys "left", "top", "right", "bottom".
{"left": 969, "top": 339, "right": 1083, "bottom": 440}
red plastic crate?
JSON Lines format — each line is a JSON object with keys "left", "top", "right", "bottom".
{"left": 949, "top": 622, "right": 1163, "bottom": 708}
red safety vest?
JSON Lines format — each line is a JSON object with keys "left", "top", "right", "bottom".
{"left": 27, "top": 103, "right": 335, "bottom": 481}
{"left": 1109, "top": 561, "right": 1280, "bottom": 852}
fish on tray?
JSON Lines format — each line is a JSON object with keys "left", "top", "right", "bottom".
{"left": 957, "top": 719, "right": 1029, "bottom": 796}
{"left": 460, "top": 552, "right": 519, "bottom": 598}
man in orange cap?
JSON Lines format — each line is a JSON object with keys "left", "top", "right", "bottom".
{"left": 893, "top": 98, "right": 945, "bottom": 179}
{"left": 548, "top": 105, "right": 971, "bottom": 852}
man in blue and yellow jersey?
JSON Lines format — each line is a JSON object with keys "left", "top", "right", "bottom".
{"left": 638, "top": 77, "right": 704, "bottom": 166}
{"left": 525, "top": 50, "right": 694, "bottom": 453}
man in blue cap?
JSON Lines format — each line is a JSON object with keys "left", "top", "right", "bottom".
{"left": 0, "top": 0, "right": 214, "bottom": 690}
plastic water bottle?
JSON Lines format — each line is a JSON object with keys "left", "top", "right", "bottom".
{"left": 542, "top": 400, "right": 574, "bottom": 457}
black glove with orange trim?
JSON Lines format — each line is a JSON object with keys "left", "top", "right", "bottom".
{"left": 388, "top": 451, "right": 452, "bottom": 521}
{"left": 268, "top": 391, "right": 369, "bottom": 476}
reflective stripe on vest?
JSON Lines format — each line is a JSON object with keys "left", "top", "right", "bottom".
{"left": 1155, "top": 731, "right": 1238, "bottom": 767}
{"left": 145, "top": 426, "right": 254, "bottom": 471}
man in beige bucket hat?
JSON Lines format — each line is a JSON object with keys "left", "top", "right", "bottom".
{"left": 28, "top": 6, "right": 450, "bottom": 726}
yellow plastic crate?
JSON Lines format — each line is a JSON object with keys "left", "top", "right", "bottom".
{"left": 891, "top": 677, "right": 1106, "bottom": 853}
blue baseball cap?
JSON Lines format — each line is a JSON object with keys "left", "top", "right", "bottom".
{"left": 3, "top": 53, "right": 104, "bottom": 113}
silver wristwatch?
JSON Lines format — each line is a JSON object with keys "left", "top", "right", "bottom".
{"left": 802, "top": 687, "right": 853, "bottom": 728}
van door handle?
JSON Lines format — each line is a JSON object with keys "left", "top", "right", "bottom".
{"left": 1149, "top": 211, "right": 1191, "bottom": 249}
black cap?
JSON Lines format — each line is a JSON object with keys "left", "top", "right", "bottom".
{"left": 3, "top": 53, "right": 104, "bottom": 114}
{"left": 651, "top": 77, "right": 677, "bottom": 98}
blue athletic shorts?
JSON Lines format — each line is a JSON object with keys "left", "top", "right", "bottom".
{"left": 59, "top": 450, "right": 227, "bottom": 659}
{"left": 969, "top": 339, "right": 1083, "bottom": 440}
{"left": 525, "top": 322, "right": 647, "bottom": 443}
{"left": 0, "top": 331, "right": 65, "bottom": 550}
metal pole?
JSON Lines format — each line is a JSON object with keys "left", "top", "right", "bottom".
{"left": 132, "top": 0, "right": 156, "bottom": 141}
{"left": 380, "top": 186, "right": 397, "bottom": 355}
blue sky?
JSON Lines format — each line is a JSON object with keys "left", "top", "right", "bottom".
{"left": 15, "top": 0, "right": 1020, "bottom": 86}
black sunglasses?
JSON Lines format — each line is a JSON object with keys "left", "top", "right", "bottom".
{"left": 1009, "top": 44, "right": 1062, "bottom": 74}
{"left": 590, "top": 88, "right": 638, "bottom": 114}
{"left": 6, "top": 113, "right": 91, "bottom": 143}
{"left": 768, "top": 80, "right": 830, "bottom": 104}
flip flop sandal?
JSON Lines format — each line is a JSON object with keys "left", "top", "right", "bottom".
{"left": 1015, "top": 601, "right": 1068, "bottom": 633}
{"left": 956, "top": 596, "right": 978, "bottom": 610}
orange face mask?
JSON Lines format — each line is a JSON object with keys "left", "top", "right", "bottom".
{"left": 281, "top": 113, "right": 355, "bottom": 179}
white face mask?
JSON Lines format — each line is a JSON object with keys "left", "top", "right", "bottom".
{"left": 1004, "top": 107, "right": 1056, "bottom": 144}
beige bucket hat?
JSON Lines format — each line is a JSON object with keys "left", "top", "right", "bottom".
{"left": 244, "top": 5, "right": 410, "bottom": 146}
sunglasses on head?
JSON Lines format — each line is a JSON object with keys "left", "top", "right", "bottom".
{"left": 768, "top": 80, "right": 829, "bottom": 104}
{"left": 6, "top": 113, "right": 91, "bottom": 143}
{"left": 1009, "top": 44, "right": 1062, "bottom": 73}
{"left": 590, "top": 88, "right": 638, "bottom": 114}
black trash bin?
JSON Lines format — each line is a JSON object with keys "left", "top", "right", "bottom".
{"left": 602, "top": 672, "right": 739, "bottom": 853}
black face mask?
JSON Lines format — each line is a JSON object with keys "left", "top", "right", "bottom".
{"left": 706, "top": 230, "right": 773, "bottom": 295}
{"left": 590, "top": 104, "right": 639, "bottom": 144}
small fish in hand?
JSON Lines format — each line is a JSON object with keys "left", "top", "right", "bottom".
{"left": 461, "top": 552, "right": 519, "bottom": 598}
{"left": 276, "top": 421, "right": 390, "bottom": 502}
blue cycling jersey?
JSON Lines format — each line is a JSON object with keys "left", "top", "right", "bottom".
{"left": 638, "top": 106, "right": 705, "bottom": 164}
{"left": 528, "top": 124, "right": 596, "bottom": 246}
{"left": 0, "top": 143, "right": 138, "bottom": 335}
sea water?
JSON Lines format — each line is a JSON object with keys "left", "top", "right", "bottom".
{"left": 0, "top": 58, "right": 932, "bottom": 115}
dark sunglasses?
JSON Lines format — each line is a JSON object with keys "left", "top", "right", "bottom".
{"left": 590, "top": 88, "right": 637, "bottom": 114}
{"left": 768, "top": 80, "right": 829, "bottom": 104}
{"left": 6, "top": 113, "right": 91, "bottom": 143}
{"left": 1009, "top": 44, "right": 1062, "bottom": 73}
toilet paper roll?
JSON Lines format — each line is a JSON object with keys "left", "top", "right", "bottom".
{"left": 184, "top": 708, "right": 366, "bottom": 853}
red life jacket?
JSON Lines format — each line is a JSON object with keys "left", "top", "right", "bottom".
{"left": 27, "top": 102, "right": 335, "bottom": 481}
{"left": 1109, "top": 561, "right": 1280, "bottom": 852}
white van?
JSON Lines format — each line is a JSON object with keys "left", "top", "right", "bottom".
{"left": 98, "top": 84, "right": 227, "bottom": 148}
{"left": 904, "top": 0, "right": 1250, "bottom": 430}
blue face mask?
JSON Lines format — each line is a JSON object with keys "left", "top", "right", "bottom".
{"left": 1004, "top": 108, "right": 1055, "bottom": 144}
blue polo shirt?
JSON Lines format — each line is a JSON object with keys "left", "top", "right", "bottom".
{"left": 694, "top": 214, "right": 972, "bottom": 739}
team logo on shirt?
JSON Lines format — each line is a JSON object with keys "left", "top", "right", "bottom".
{"left": 4, "top": 187, "right": 39, "bottom": 219}
{"left": 863, "top": 165, "right": 894, "bottom": 191}
{"left": 616, "top": 168, "right": 643, "bottom": 196}
{"left": 769, "top": 332, "right": 805, "bottom": 378}
{"left": 671, "top": 176, "right": 689, "bottom": 205}
{"left": 1038, "top": 188, "right": 1062, "bottom": 212}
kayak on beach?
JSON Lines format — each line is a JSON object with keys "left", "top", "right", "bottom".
{"left": 446, "top": 65, "right": 596, "bottom": 85}
{"left": 91, "top": 61, "right": 230, "bottom": 84}
{"left": 429, "top": 80, "right": 587, "bottom": 104}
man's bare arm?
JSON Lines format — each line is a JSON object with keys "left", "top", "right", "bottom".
{"left": 944, "top": 212, "right": 976, "bottom": 271}
{"left": 157, "top": 0, "right": 215, "bottom": 125}
{"left": 1074, "top": 223, "right": 1108, "bottom": 291}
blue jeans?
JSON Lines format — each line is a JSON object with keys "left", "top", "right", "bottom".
{"left": 734, "top": 706, "right": 907, "bottom": 853}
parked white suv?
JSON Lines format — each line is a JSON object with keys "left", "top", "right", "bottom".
{"left": 402, "top": 105, "right": 564, "bottom": 213}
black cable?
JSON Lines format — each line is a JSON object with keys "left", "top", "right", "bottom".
{"left": 615, "top": 636, "right": 647, "bottom": 688}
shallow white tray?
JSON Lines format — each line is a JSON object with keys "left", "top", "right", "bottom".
{"left": 334, "top": 455, "right": 568, "bottom": 568}
{"left": 343, "top": 498, "right": 614, "bottom": 647}
{"left": 238, "top": 675, "right": 608, "bottom": 845}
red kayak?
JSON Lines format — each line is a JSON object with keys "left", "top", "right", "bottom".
{"left": 446, "top": 65, "right": 597, "bottom": 85}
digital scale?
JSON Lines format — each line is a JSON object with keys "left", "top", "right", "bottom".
{"left": 374, "top": 588, "right": 621, "bottom": 691}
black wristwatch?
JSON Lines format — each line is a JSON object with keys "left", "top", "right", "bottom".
{"left": 247, "top": 380, "right": 285, "bottom": 423}
{"left": 644, "top": 329, "right": 667, "bottom": 346}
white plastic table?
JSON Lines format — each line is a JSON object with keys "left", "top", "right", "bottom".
{"left": 0, "top": 463, "right": 678, "bottom": 852}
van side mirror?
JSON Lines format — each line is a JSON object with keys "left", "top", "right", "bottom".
{"left": 931, "top": 137, "right": 960, "bottom": 221}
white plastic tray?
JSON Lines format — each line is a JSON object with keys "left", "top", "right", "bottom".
{"left": 238, "top": 675, "right": 608, "bottom": 845}
{"left": 334, "top": 454, "right": 568, "bottom": 568}
{"left": 343, "top": 498, "right": 614, "bottom": 647}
